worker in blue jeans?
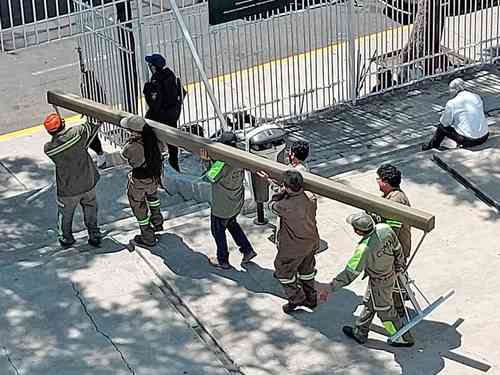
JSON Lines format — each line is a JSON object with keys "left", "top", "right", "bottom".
{"left": 200, "top": 131, "right": 257, "bottom": 269}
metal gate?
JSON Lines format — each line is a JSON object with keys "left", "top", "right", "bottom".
{"left": 351, "top": 0, "right": 500, "bottom": 98}
{"left": 141, "top": 1, "right": 355, "bottom": 139}
{"left": 3, "top": 0, "right": 500, "bottom": 145}
{"left": 76, "top": 0, "right": 141, "bottom": 145}
{"left": 77, "top": 0, "right": 500, "bottom": 146}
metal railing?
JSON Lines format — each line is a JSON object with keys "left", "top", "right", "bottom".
{"left": 47, "top": 89, "right": 436, "bottom": 232}
{"left": 0, "top": 0, "right": 207, "bottom": 51}
{"left": 71, "top": 0, "right": 500, "bottom": 147}
{"left": 138, "top": 0, "right": 353, "bottom": 139}
{"left": 4, "top": 0, "right": 500, "bottom": 147}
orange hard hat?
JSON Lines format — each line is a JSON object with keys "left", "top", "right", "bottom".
{"left": 44, "top": 113, "right": 63, "bottom": 133}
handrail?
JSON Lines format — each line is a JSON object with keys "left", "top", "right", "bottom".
{"left": 47, "top": 90, "right": 435, "bottom": 232}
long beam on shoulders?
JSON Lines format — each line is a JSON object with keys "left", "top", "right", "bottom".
{"left": 47, "top": 90, "right": 435, "bottom": 232}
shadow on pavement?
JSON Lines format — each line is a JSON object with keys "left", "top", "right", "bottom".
{"left": 150, "top": 232, "right": 284, "bottom": 299}
{"left": 0, "top": 237, "right": 229, "bottom": 374}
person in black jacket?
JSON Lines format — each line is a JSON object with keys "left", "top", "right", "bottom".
{"left": 79, "top": 49, "right": 107, "bottom": 169}
{"left": 143, "top": 53, "right": 186, "bottom": 172}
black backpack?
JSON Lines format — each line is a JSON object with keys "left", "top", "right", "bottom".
{"left": 154, "top": 68, "right": 187, "bottom": 110}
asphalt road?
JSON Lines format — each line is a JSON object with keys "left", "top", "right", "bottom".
{"left": 0, "top": 38, "right": 81, "bottom": 135}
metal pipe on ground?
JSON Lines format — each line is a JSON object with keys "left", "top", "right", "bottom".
{"left": 47, "top": 90, "right": 436, "bottom": 232}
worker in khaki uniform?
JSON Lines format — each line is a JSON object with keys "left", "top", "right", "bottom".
{"left": 270, "top": 170, "right": 320, "bottom": 314}
{"left": 258, "top": 140, "right": 311, "bottom": 243}
{"left": 43, "top": 113, "right": 102, "bottom": 248}
{"left": 373, "top": 164, "right": 412, "bottom": 259}
{"left": 370, "top": 163, "right": 412, "bottom": 318}
{"left": 121, "top": 116, "right": 164, "bottom": 247}
{"left": 319, "top": 213, "right": 415, "bottom": 347}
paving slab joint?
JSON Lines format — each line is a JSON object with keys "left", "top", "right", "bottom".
{"left": 2, "top": 346, "right": 21, "bottom": 375}
{"left": 133, "top": 247, "right": 243, "bottom": 375}
{"left": 72, "top": 282, "right": 136, "bottom": 375}
{"left": 432, "top": 154, "right": 500, "bottom": 213}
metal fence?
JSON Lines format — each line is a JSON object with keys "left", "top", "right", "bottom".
{"left": 74, "top": 0, "right": 500, "bottom": 146}
{"left": 352, "top": 0, "right": 500, "bottom": 98}
{"left": 0, "top": 0, "right": 206, "bottom": 51}
{"left": 3, "top": 0, "right": 500, "bottom": 145}
{"left": 139, "top": 1, "right": 355, "bottom": 139}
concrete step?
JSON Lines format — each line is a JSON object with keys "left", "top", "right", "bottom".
{"left": 0, "top": 164, "right": 206, "bottom": 253}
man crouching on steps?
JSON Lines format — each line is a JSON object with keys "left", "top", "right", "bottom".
{"left": 269, "top": 170, "right": 320, "bottom": 314}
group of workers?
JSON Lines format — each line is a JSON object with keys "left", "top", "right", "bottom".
{"left": 43, "top": 53, "right": 490, "bottom": 348}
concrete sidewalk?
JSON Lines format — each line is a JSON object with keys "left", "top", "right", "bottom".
{"left": 1, "top": 68, "right": 500, "bottom": 374}
{"left": 110, "top": 144, "right": 500, "bottom": 375}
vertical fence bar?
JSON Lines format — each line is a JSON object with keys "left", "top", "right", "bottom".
{"left": 312, "top": 1, "right": 319, "bottom": 111}
{"left": 212, "top": 30, "right": 221, "bottom": 124}
{"left": 229, "top": 24, "right": 239, "bottom": 120}
{"left": 19, "top": 0, "right": 27, "bottom": 47}
{"left": 0, "top": 4, "right": 4, "bottom": 52}
{"left": 267, "top": 10, "right": 275, "bottom": 119}
{"left": 301, "top": 0, "right": 308, "bottom": 114}
{"left": 192, "top": 15, "right": 201, "bottom": 131}
{"left": 7, "top": 0, "right": 16, "bottom": 50}
{"left": 346, "top": 0, "right": 357, "bottom": 104}
{"left": 236, "top": 23, "right": 246, "bottom": 124}
{"left": 284, "top": 5, "right": 293, "bottom": 117}
{"left": 321, "top": 2, "right": 327, "bottom": 108}
{"left": 292, "top": 2, "right": 299, "bottom": 115}
{"left": 226, "top": 22, "right": 235, "bottom": 118}
{"left": 255, "top": 14, "right": 263, "bottom": 122}
{"left": 327, "top": 1, "right": 333, "bottom": 106}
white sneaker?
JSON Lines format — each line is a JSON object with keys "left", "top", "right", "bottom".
{"left": 96, "top": 153, "right": 106, "bottom": 168}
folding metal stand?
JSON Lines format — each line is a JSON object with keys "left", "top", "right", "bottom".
{"left": 388, "top": 232, "right": 455, "bottom": 344}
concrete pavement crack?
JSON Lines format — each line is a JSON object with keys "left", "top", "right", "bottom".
{"left": 71, "top": 283, "right": 136, "bottom": 375}
{"left": 2, "top": 346, "right": 21, "bottom": 375}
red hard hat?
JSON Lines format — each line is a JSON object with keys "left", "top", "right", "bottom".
{"left": 44, "top": 113, "right": 62, "bottom": 133}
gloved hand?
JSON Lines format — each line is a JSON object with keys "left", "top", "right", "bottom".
{"left": 271, "top": 189, "right": 288, "bottom": 202}
{"left": 366, "top": 210, "right": 383, "bottom": 224}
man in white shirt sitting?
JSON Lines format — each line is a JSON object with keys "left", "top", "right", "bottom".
{"left": 422, "top": 78, "right": 489, "bottom": 150}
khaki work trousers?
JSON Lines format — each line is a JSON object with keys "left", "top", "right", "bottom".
{"left": 127, "top": 177, "right": 163, "bottom": 243}
{"left": 355, "top": 277, "right": 415, "bottom": 344}
{"left": 57, "top": 187, "right": 99, "bottom": 242}
{"left": 274, "top": 250, "right": 317, "bottom": 305}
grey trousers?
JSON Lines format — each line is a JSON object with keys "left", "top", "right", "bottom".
{"left": 56, "top": 187, "right": 100, "bottom": 242}
{"left": 355, "top": 277, "right": 415, "bottom": 344}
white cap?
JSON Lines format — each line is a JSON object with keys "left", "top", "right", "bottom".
{"left": 120, "top": 115, "right": 147, "bottom": 133}
{"left": 449, "top": 78, "right": 466, "bottom": 95}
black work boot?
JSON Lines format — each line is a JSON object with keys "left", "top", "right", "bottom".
{"left": 59, "top": 238, "right": 76, "bottom": 249}
{"left": 88, "top": 237, "right": 101, "bottom": 247}
{"left": 153, "top": 224, "right": 164, "bottom": 232}
{"left": 134, "top": 224, "right": 157, "bottom": 247}
{"left": 342, "top": 326, "right": 367, "bottom": 345}
{"left": 88, "top": 229, "right": 103, "bottom": 247}
{"left": 282, "top": 302, "right": 299, "bottom": 314}
{"left": 388, "top": 338, "right": 415, "bottom": 348}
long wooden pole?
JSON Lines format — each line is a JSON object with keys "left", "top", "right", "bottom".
{"left": 47, "top": 90, "right": 435, "bottom": 232}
